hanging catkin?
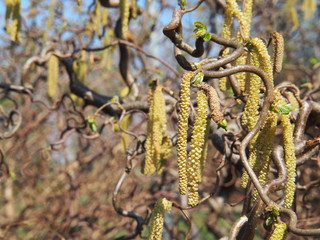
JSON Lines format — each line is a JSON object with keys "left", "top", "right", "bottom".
{"left": 177, "top": 72, "right": 193, "bottom": 195}
{"left": 47, "top": 55, "right": 59, "bottom": 98}
{"left": 187, "top": 90, "right": 208, "bottom": 207}
{"left": 269, "top": 222, "right": 288, "bottom": 240}
{"left": 5, "top": 0, "right": 21, "bottom": 42}
{"left": 271, "top": 32, "right": 284, "bottom": 74}
{"left": 148, "top": 198, "right": 172, "bottom": 240}
{"left": 143, "top": 85, "right": 171, "bottom": 175}
{"left": 120, "top": 0, "right": 130, "bottom": 39}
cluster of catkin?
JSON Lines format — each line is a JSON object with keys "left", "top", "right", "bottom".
{"left": 143, "top": 84, "right": 172, "bottom": 175}
{"left": 177, "top": 72, "right": 225, "bottom": 206}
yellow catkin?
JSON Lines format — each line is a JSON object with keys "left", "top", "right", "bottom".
{"left": 285, "top": 0, "right": 299, "bottom": 31}
{"left": 77, "top": 51, "right": 87, "bottom": 83}
{"left": 220, "top": 0, "right": 253, "bottom": 92}
{"left": 152, "top": 86, "right": 169, "bottom": 173}
{"left": 143, "top": 85, "right": 170, "bottom": 175}
{"left": 120, "top": 0, "right": 130, "bottom": 39}
{"left": 148, "top": 198, "right": 172, "bottom": 240}
{"left": 242, "top": 0, "right": 253, "bottom": 39}
{"left": 250, "top": 38, "right": 273, "bottom": 80}
{"left": 233, "top": 0, "right": 252, "bottom": 92}
{"left": 241, "top": 38, "right": 275, "bottom": 187}
{"left": 219, "top": 0, "right": 234, "bottom": 91}
{"left": 102, "top": 6, "right": 108, "bottom": 26}
{"left": 177, "top": 72, "right": 193, "bottom": 195}
{"left": 143, "top": 89, "right": 157, "bottom": 175}
{"left": 160, "top": 134, "right": 172, "bottom": 170}
{"left": 242, "top": 38, "right": 274, "bottom": 128}
{"left": 5, "top": 0, "right": 21, "bottom": 42}
{"left": 100, "top": 29, "right": 115, "bottom": 70}
{"left": 221, "top": 1, "right": 233, "bottom": 41}
{"left": 131, "top": 0, "right": 138, "bottom": 19}
{"left": 120, "top": 114, "right": 130, "bottom": 152}
{"left": 187, "top": 90, "right": 208, "bottom": 207}
{"left": 94, "top": 0, "right": 102, "bottom": 36}
{"left": 47, "top": 55, "right": 59, "bottom": 98}
{"left": 271, "top": 32, "right": 284, "bottom": 74}
{"left": 199, "top": 117, "right": 210, "bottom": 182}
{"left": 247, "top": 112, "right": 277, "bottom": 196}
{"left": 241, "top": 50, "right": 261, "bottom": 187}
{"left": 241, "top": 50, "right": 261, "bottom": 131}
{"left": 269, "top": 222, "right": 288, "bottom": 240}
{"left": 281, "top": 111, "right": 296, "bottom": 208}
{"left": 302, "top": 0, "right": 317, "bottom": 20}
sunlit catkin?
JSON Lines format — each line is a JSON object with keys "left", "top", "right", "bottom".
{"left": 271, "top": 32, "right": 284, "bottom": 74}
{"left": 47, "top": 55, "right": 59, "bottom": 98}
{"left": 220, "top": 0, "right": 243, "bottom": 91}
{"left": 5, "top": 0, "right": 21, "bottom": 42}
{"left": 120, "top": 0, "right": 130, "bottom": 39}
{"left": 148, "top": 198, "right": 172, "bottom": 240}
{"left": 246, "top": 112, "right": 277, "bottom": 195}
{"left": 281, "top": 112, "right": 296, "bottom": 208}
{"left": 199, "top": 117, "right": 210, "bottom": 182}
{"left": 242, "top": 0, "right": 253, "bottom": 39}
{"left": 177, "top": 72, "right": 193, "bottom": 195}
{"left": 302, "top": 0, "right": 316, "bottom": 20}
{"left": 131, "top": 0, "right": 138, "bottom": 19}
{"left": 269, "top": 222, "right": 288, "bottom": 240}
{"left": 285, "top": 0, "right": 299, "bottom": 31}
{"left": 187, "top": 90, "right": 208, "bottom": 207}
{"left": 143, "top": 85, "right": 169, "bottom": 175}
{"left": 143, "top": 89, "right": 157, "bottom": 175}
{"left": 94, "top": 0, "right": 102, "bottom": 36}
{"left": 242, "top": 38, "right": 273, "bottom": 131}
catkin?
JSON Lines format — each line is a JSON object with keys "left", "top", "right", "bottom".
{"left": 47, "top": 54, "right": 59, "bottom": 98}
{"left": 143, "top": 89, "right": 157, "bottom": 175}
{"left": 177, "top": 72, "right": 193, "bottom": 195}
{"left": 120, "top": 0, "right": 130, "bottom": 39}
{"left": 242, "top": 38, "right": 273, "bottom": 130}
{"left": 250, "top": 37, "right": 273, "bottom": 80}
{"left": 285, "top": 0, "right": 299, "bottom": 31}
{"left": 281, "top": 112, "right": 296, "bottom": 208}
{"left": 302, "top": 0, "right": 317, "bottom": 20}
{"left": 187, "top": 90, "right": 208, "bottom": 207}
{"left": 199, "top": 117, "right": 210, "bottom": 182}
{"left": 197, "top": 82, "right": 224, "bottom": 125}
{"left": 73, "top": 50, "right": 88, "bottom": 83}
{"left": 245, "top": 112, "right": 277, "bottom": 195}
{"left": 242, "top": 0, "right": 253, "bottom": 39}
{"left": 5, "top": 0, "right": 21, "bottom": 42}
{"left": 269, "top": 222, "right": 288, "bottom": 240}
{"left": 271, "top": 32, "right": 284, "bottom": 74}
{"left": 131, "top": 0, "right": 138, "bottom": 19}
{"left": 241, "top": 38, "right": 275, "bottom": 187}
{"left": 148, "top": 198, "right": 172, "bottom": 240}
{"left": 143, "top": 85, "right": 169, "bottom": 175}
{"left": 102, "top": 7, "right": 108, "bottom": 26}
{"left": 94, "top": 0, "right": 102, "bottom": 36}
